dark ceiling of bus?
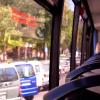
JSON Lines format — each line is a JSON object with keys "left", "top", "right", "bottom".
{"left": 87, "top": 0, "right": 100, "bottom": 31}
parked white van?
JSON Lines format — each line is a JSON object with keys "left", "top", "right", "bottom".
{"left": 0, "top": 63, "right": 20, "bottom": 100}
{"left": 28, "top": 60, "right": 49, "bottom": 90}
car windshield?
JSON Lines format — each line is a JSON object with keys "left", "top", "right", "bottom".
{"left": 15, "top": 64, "right": 35, "bottom": 78}
{"left": 0, "top": 68, "right": 18, "bottom": 82}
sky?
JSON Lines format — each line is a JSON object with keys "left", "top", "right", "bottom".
{"left": 67, "top": 0, "right": 74, "bottom": 11}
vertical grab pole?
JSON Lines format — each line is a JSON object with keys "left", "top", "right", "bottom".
{"left": 80, "top": 19, "right": 88, "bottom": 64}
{"left": 49, "top": 0, "right": 64, "bottom": 89}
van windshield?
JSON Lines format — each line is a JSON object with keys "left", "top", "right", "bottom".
{"left": 0, "top": 68, "right": 18, "bottom": 82}
{"left": 15, "top": 64, "right": 35, "bottom": 78}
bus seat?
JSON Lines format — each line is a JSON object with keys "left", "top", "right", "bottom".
{"left": 67, "top": 53, "right": 100, "bottom": 80}
{"left": 43, "top": 75, "right": 100, "bottom": 100}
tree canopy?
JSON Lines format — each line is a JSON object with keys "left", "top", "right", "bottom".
{"left": 61, "top": 1, "right": 73, "bottom": 50}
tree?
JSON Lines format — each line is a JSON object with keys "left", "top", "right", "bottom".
{"left": 0, "top": 0, "right": 46, "bottom": 60}
{"left": 35, "top": 10, "right": 52, "bottom": 58}
{"left": 0, "top": 0, "right": 42, "bottom": 16}
{"left": 61, "top": 1, "right": 73, "bottom": 50}
{"left": 0, "top": 6, "right": 24, "bottom": 60}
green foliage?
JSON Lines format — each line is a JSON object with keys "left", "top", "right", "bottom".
{"left": 0, "top": 0, "right": 16, "bottom": 6}
{"left": 0, "top": 6, "right": 16, "bottom": 32}
{"left": 44, "top": 12, "right": 52, "bottom": 49}
{"left": 0, "top": 6, "right": 24, "bottom": 49}
{"left": 61, "top": 3, "right": 73, "bottom": 49}
{"left": 36, "top": 10, "right": 52, "bottom": 50}
{"left": 0, "top": 0, "right": 42, "bottom": 16}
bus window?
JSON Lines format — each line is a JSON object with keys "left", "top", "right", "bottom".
{"left": 59, "top": 0, "right": 74, "bottom": 83}
{"left": 76, "top": 16, "right": 83, "bottom": 66}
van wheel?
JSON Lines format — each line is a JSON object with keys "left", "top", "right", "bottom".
{"left": 24, "top": 96, "right": 34, "bottom": 100}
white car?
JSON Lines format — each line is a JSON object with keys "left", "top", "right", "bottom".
{"left": 0, "top": 63, "right": 20, "bottom": 100}
{"left": 40, "top": 60, "right": 49, "bottom": 87}
{"left": 28, "top": 60, "right": 49, "bottom": 90}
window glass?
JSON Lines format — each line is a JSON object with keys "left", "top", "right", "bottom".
{"left": 15, "top": 64, "right": 35, "bottom": 78}
{"left": 0, "top": 68, "right": 18, "bottom": 82}
{"left": 76, "top": 16, "right": 83, "bottom": 66}
{"left": 0, "top": 69, "right": 4, "bottom": 82}
{"left": 59, "top": 0, "right": 74, "bottom": 85}
{"left": 35, "top": 65, "right": 40, "bottom": 73}
{"left": 5, "top": 68, "right": 18, "bottom": 81}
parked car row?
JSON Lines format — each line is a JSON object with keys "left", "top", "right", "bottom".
{"left": 28, "top": 60, "right": 49, "bottom": 90}
{"left": 0, "top": 60, "right": 50, "bottom": 100}
{"left": 10, "top": 61, "right": 39, "bottom": 100}
{"left": 0, "top": 58, "right": 70, "bottom": 100}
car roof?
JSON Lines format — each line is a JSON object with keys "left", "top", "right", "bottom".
{"left": 10, "top": 61, "right": 30, "bottom": 65}
{"left": 28, "top": 60, "right": 41, "bottom": 65}
{"left": 0, "top": 63, "right": 15, "bottom": 68}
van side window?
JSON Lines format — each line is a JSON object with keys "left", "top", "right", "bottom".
{"left": 0, "top": 68, "right": 18, "bottom": 82}
{"left": 6, "top": 68, "right": 18, "bottom": 81}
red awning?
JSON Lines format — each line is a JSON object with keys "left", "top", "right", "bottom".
{"left": 11, "top": 7, "right": 38, "bottom": 28}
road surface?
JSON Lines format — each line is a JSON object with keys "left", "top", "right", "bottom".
{"left": 34, "top": 73, "right": 67, "bottom": 100}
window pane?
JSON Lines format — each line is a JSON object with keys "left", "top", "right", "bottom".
{"left": 0, "top": 68, "right": 18, "bottom": 82}
{"left": 5, "top": 68, "right": 18, "bottom": 81}
{"left": 15, "top": 64, "right": 35, "bottom": 78}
